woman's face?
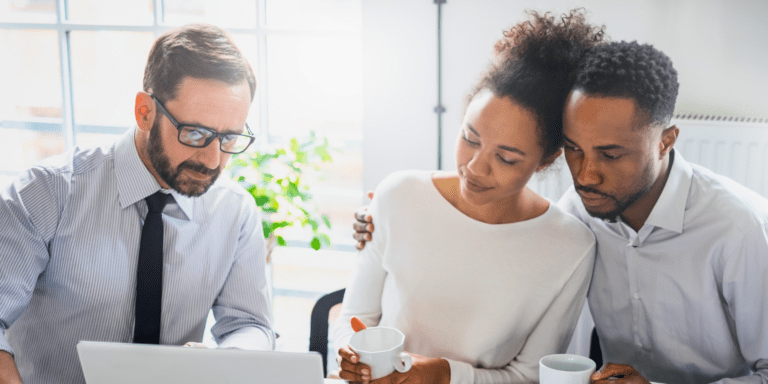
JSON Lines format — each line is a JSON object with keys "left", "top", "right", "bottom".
{"left": 455, "top": 90, "right": 548, "bottom": 207}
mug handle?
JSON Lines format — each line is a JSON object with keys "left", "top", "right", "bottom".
{"left": 392, "top": 352, "right": 413, "bottom": 373}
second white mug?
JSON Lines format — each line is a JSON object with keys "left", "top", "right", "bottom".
{"left": 539, "top": 354, "right": 596, "bottom": 384}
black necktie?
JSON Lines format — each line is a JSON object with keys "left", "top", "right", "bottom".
{"left": 133, "top": 191, "right": 169, "bottom": 344}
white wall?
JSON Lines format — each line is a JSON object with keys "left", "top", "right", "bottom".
{"left": 360, "top": 0, "right": 438, "bottom": 194}
{"left": 362, "top": 0, "right": 768, "bottom": 193}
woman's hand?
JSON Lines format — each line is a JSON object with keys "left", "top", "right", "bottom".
{"left": 370, "top": 353, "right": 451, "bottom": 384}
{"left": 337, "top": 344, "right": 372, "bottom": 383}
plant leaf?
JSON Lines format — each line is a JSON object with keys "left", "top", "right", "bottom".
{"left": 310, "top": 237, "right": 321, "bottom": 250}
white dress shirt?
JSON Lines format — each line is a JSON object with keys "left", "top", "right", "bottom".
{"left": 331, "top": 170, "right": 596, "bottom": 384}
{"left": 559, "top": 150, "right": 768, "bottom": 383}
{"left": 0, "top": 128, "right": 274, "bottom": 384}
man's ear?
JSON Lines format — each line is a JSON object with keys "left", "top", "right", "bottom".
{"left": 135, "top": 92, "right": 155, "bottom": 132}
{"left": 660, "top": 125, "right": 679, "bottom": 158}
{"left": 536, "top": 148, "right": 563, "bottom": 172}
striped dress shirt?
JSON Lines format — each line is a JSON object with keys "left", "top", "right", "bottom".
{"left": 0, "top": 128, "right": 275, "bottom": 384}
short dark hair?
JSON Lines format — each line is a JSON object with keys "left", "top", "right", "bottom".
{"left": 470, "top": 9, "right": 605, "bottom": 160}
{"left": 573, "top": 41, "right": 679, "bottom": 127}
{"left": 143, "top": 24, "right": 256, "bottom": 103}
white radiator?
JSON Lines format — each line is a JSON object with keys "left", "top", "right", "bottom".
{"left": 528, "top": 115, "right": 768, "bottom": 201}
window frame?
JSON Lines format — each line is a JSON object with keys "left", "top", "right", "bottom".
{"left": 0, "top": 0, "right": 362, "bottom": 251}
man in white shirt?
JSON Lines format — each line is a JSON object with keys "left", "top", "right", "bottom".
{"left": 558, "top": 41, "right": 768, "bottom": 383}
{"left": 355, "top": 41, "right": 768, "bottom": 384}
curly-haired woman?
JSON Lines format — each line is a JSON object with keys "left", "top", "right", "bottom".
{"left": 330, "top": 10, "right": 605, "bottom": 384}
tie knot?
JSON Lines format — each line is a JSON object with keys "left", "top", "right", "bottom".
{"left": 145, "top": 191, "right": 169, "bottom": 213}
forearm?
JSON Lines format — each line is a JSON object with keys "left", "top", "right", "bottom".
{"left": 0, "top": 351, "right": 22, "bottom": 384}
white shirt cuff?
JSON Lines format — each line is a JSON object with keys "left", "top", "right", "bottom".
{"left": 217, "top": 327, "right": 274, "bottom": 350}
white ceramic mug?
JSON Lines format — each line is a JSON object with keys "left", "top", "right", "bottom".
{"left": 348, "top": 327, "right": 413, "bottom": 380}
{"left": 539, "top": 354, "right": 596, "bottom": 384}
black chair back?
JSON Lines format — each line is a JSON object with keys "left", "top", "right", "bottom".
{"left": 309, "top": 288, "right": 346, "bottom": 377}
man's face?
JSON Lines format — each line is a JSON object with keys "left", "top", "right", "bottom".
{"left": 562, "top": 90, "right": 665, "bottom": 221}
{"left": 146, "top": 77, "right": 251, "bottom": 197}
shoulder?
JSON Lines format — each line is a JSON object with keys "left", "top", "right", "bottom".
{"left": 688, "top": 163, "right": 768, "bottom": 232}
{"left": 374, "top": 170, "right": 434, "bottom": 200}
{"left": 15, "top": 145, "right": 113, "bottom": 195}
{"left": 544, "top": 202, "right": 596, "bottom": 250}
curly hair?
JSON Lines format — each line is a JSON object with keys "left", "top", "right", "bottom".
{"left": 143, "top": 24, "right": 256, "bottom": 104}
{"left": 573, "top": 41, "right": 679, "bottom": 128}
{"left": 470, "top": 9, "right": 605, "bottom": 160}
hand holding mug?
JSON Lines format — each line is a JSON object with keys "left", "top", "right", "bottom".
{"left": 591, "top": 363, "right": 651, "bottom": 384}
{"left": 369, "top": 352, "right": 450, "bottom": 384}
{"left": 540, "top": 354, "right": 596, "bottom": 384}
{"left": 337, "top": 344, "right": 372, "bottom": 383}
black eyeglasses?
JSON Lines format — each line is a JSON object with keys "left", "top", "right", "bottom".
{"left": 150, "top": 94, "right": 256, "bottom": 154}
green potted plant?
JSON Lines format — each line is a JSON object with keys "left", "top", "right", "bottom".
{"left": 227, "top": 132, "right": 335, "bottom": 261}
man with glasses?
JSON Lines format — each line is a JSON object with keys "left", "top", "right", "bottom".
{"left": 0, "top": 24, "right": 273, "bottom": 384}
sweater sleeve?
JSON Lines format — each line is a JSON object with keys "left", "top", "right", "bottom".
{"left": 445, "top": 241, "right": 597, "bottom": 384}
{"left": 329, "top": 186, "right": 390, "bottom": 354}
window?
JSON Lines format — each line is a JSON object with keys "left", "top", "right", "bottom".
{"left": 1, "top": 0, "right": 361, "bottom": 352}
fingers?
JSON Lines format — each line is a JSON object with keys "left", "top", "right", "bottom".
{"left": 591, "top": 363, "right": 638, "bottom": 382}
{"left": 183, "top": 342, "right": 208, "bottom": 348}
{"left": 337, "top": 346, "right": 371, "bottom": 382}
{"left": 338, "top": 345, "right": 359, "bottom": 363}
{"left": 353, "top": 221, "right": 374, "bottom": 235}
{"left": 354, "top": 206, "right": 371, "bottom": 222}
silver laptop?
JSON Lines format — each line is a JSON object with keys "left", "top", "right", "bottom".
{"left": 77, "top": 341, "right": 325, "bottom": 384}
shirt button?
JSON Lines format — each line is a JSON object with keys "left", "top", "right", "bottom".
{"left": 633, "top": 293, "right": 640, "bottom": 299}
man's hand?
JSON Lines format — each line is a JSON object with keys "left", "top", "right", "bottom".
{"left": 370, "top": 353, "right": 450, "bottom": 384}
{"left": 591, "top": 363, "right": 651, "bottom": 384}
{"left": 353, "top": 191, "right": 375, "bottom": 250}
{"left": 183, "top": 341, "right": 208, "bottom": 348}
{"left": 0, "top": 351, "right": 23, "bottom": 384}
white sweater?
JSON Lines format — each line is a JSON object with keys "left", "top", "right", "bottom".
{"left": 330, "top": 171, "right": 596, "bottom": 383}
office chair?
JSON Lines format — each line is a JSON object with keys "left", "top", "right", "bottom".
{"left": 309, "top": 288, "right": 345, "bottom": 377}
{"left": 589, "top": 327, "right": 603, "bottom": 368}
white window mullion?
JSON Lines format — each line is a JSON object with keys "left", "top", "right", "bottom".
{"left": 57, "top": 0, "right": 75, "bottom": 150}
{"left": 257, "top": 0, "right": 269, "bottom": 142}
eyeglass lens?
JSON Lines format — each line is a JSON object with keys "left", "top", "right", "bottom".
{"left": 179, "top": 126, "right": 252, "bottom": 153}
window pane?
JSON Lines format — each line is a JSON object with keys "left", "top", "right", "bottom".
{"left": 70, "top": 31, "right": 154, "bottom": 135}
{"left": 266, "top": 35, "right": 363, "bottom": 246}
{"left": 231, "top": 34, "right": 260, "bottom": 134}
{"left": 0, "top": 0, "right": 57, "bottom": 23}
{"left": 265, "top": 0, "right": 361, "bottom": 30}
{"left": 0, "top": 30, "right": 62, "bottom": 122}
{"left": 164, "top": 0, "right": 257, "bottom": 28}
{"left": 266, "top": 35, "right": 362, "bottom": 140}
{"left": 68, "top": 0, "right": 154, "bottom": 25}
{"left": 0, "top": 129, "right": 65, "bottom": 172}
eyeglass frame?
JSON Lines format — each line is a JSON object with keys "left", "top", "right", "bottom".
{"left": 149, "top": 93, "right": 256, "bottom": 154}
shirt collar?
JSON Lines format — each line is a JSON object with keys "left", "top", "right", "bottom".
{"left": 643, "top": 149, "right": 693, "bottom": 234}
{"left": 114, "top": 127, "right": 194, "bottom": 219}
